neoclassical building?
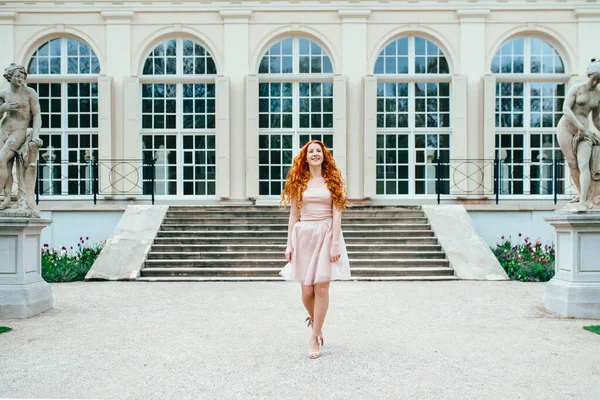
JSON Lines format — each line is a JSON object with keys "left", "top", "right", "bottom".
{"left": 0, "top": 0, "right": 598, "bottom": 245}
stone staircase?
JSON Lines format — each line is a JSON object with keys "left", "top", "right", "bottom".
{"left": 137, "top": 205, "right": 457, "bottom": 281}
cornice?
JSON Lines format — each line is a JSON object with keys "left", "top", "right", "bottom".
{"left": 101, "top": 10, "right": 134, "bottom": 24}
{"left": 219, "top": 9, "right": 252, "bottom": 23}
{"left": 0, "top": 10, "right": 16, "bottom": 19}
{"left": 338, "top": 9, "right": 371, "bottom": 22}
{"left": 574, "top": 8, "right": 600, "bottom": 21}
{"left": 1, "top": 0, "right": 598, "bottom": 13}
{"left": 456, "top": 8, "right": 490, "bottom": 23}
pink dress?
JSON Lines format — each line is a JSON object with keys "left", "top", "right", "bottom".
{"left": 279, "top": 181, "right": 351, "bottom": 285}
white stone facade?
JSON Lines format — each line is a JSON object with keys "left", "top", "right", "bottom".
{"left": 0, "top": 0, "right": 599, "bottom": 205}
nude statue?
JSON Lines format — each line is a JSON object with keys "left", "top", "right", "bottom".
{"left": 0, "top": 63, "right": 43, "bottom": 217}
{"left": 557, "top": 61, "right": 600, "bottom": 212}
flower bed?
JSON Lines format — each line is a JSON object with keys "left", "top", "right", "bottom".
{"left": 491, "top": 234, "right": 555, "bottom": 282}
{"left": 42, "top": 237, "right": 103, "bottom": 282}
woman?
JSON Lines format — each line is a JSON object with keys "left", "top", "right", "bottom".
{"left": 280, "top": 140, "right": 351, "bottom": 359}
{"left": 557, "top": 60, "right": 600, "bottom": 211}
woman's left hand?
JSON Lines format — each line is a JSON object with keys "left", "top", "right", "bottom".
{"left": 330, "top": 243, "right": 340, "bottom": 263}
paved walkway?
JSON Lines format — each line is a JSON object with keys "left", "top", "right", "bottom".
{"left": 1, "top": 281, "right": 599, "bottom": 400}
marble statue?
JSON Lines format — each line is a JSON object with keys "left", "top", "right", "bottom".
{"left": 0, "top": 63, "right": 43, "bottom": 217}
{"left": 557, "top": 61, "right": 600, "bottom": 212}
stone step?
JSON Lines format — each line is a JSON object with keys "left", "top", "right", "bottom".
{"left": 167, "top": 205, "right": 422, "bottom": 212}
{"left": 152, "top": 236, "right": 440, "bottom": 245}
{"left": 139, "top": 266, "right": 454, "bottom": 277}
{"left": 149, "top": 244, "right": 444, "bottom": 252}
{"left": 161, "top": 217, "right": 430, "bottom": 225}
{"left": 155, "top": 230, "right": 436, "bottom": 238}
{"left": 158, "top": 223, "right": 431, "bottom": 232}
{"left": 146, "top": 251, "right": 447, "bottom": 260}
{"left": 136, "top": 275, "right": 460, "bottom": 282}
{"left": 143, "top": 258, "right": 450, "bottom": 268}
{"left": 165, "top": 210, "right": 426, "bottom": 218}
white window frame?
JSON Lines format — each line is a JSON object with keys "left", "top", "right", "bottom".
{"left": 139, "top": 37, "right": 218, "bottom": 199}
{"left": 492, "top": 36, "right": 572, "bottom": 200}
{"left": 374, "top": 36, "right": 452, "bottom": 199}
{"left": 27, "top": 37, "right": 100, "bottom": 200}
{"left": 257, "top": 37, "right": 335, "bottom": 199}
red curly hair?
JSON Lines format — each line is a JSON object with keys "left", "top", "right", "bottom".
{"left": 280, "top": 140, "right": 347, "bottom": 213}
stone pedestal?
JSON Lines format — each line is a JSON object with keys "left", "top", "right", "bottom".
{"left": 544, "top": 213, "right": 600, "bottom": 319}
{"left": 0, "top": 217, "right": 53, "bottom": 319}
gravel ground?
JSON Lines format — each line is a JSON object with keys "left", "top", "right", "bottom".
{"left": 1, "top": 281, "right": 599, "bottom": 400}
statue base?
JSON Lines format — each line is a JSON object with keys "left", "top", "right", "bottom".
{"left": 0, "top": 217, "right": 53, "bottom": 319}
{"left": 544, "top": 213, "right": 600, "bottom": 319}
{"left": 0, "top": 207, "right": 40, "bottom": 218}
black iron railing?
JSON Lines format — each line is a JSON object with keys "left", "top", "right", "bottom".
{"left": 23, "top": 157, "right": 574, "bottom": 205}
{"left": 32, "top": 158, "right": 157, "bottom": 205}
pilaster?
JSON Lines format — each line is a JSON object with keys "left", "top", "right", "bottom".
{"left": 220, "top": 10, "right": 251, "bottom": 201}
{"left": 339, "top": 9, "right": 371, "bottom": 200}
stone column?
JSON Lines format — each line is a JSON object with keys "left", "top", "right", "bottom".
{"left": 245, "top": 75, "right": 259, "bottom": 200}
{"left": 363, "top": 75, "right": 377, "bottom": 198}
{"left": 333, "top": 75, "right": 348, "bottom": 180}
{"left": 0, "top": 11, "right": 15, "bottom": 91}
{"left": 97, "top": 76, "right": 112, "bottom": 196}
{"left": 482, "top": 75, "right": 497, "bottom": 161}
{"left": 220, "top": 10, "right": 251, "bottom": 203}
{"left": 544, "top": 213, "right": 600, "bottom": 319}
{"left": 450, "top": 75, "right": 469, "bottom": 196}
{"left": 101, "top": 11, "right": 134, "bottom": 197}
{"left": 339, "top": 9, "right": 371, "bottom": 201}
{"left": 575, "top": 10, "right": 600, "bottom": 74}
{"left": 457, "top": 9, "right": 490, "bottom": 196}
{"left": 215, "top": 76, "right": 230, "bottom": 198}
{"left": 0, "top": 218, "right": 53, "bottom": 319}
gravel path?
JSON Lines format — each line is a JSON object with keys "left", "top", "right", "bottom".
{"left": 1, "top": 281, "right": 599, "bottom": 399}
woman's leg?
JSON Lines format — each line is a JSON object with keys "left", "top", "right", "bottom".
{"left": 301, "top": 284, "right": 315, "bottom": 322}
{"left": 312, "top": 281, "right": 330, "bottom": 335}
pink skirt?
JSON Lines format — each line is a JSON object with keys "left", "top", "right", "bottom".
{"left": 280, "top": 218, "right": 351, "bottom": 285}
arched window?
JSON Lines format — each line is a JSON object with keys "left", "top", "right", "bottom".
{"left": 27, "top": 37, "right": 100, "bottom": 196}
{"left": 140, "top": 38, "right": 217, "bottom": 196}
{"left": 257, "top": 37, "right": 334, "bottom": 196}
{"left": 492, "top": 37, "right": 567, "bottom": 195}
{"left": 374, "top": 36, "right": 451, "bottom": 195}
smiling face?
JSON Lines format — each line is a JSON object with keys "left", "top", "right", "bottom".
{"left": 306, "top": 142, "right": 324, "bottom": 167}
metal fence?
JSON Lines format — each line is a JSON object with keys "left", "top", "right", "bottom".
{"left": 32, "top": 159, "right": 157, "bottom": 205}
{"left": 21, "top": 157, "right": 574, "bottom": 205}
{"left": 430, "top": 157, "right": 573, "bottom": 205}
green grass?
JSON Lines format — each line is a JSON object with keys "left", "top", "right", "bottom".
{"left": 0, "top": 326, "right": 12, "bottom": 335}
{"left": 584, "top": 326, "right": 600, "bottom": 335}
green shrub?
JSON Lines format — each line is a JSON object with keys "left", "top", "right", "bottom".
{"left": 491, "top": 234, "right": 555, "bottom": 282}
{"left": 0, "top": 327, "right": 12, "bottom": 335}
{"left": 42, "top": 237, "right": 103, "bottom": 282}
{"left": 584, "top": 326, "right": 600, "bottom": 335}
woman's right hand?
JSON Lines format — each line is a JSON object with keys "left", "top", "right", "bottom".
{"left": 285, "top": 246, "right": 293, "bottom": 262}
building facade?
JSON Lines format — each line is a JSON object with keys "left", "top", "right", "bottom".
{"left": 0, "top": 0, "right": 598, "bottom": 245}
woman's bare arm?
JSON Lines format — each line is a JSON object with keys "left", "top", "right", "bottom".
{"left": 330, "top": 205, "right": 342, "bottom": 263}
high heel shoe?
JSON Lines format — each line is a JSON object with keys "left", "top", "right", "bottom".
{"left": 305, "top": 316, "right": 313, "bottom": 328}
{"left": 308, "top": 334, "right": 324, "bottom": 359}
